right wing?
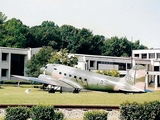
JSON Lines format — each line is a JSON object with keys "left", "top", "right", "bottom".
{"left": 12, "top": 74, "right": 75, "bottom": 89}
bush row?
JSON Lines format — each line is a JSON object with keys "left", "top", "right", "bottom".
{"left": 5, "top": 105, "right": 64, "bottom": 120}
{"left": 4, "top": 105, "right": 109, "bottom": 120}
{"left": 120, "top": 101, "right": 160, "bottom": 120}
{"left": 84, "top": 110, "right": 108, "bottom": 120}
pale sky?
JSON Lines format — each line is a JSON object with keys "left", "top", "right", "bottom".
{"left": 1, "top": 0, "right": 160, "bottom": 48}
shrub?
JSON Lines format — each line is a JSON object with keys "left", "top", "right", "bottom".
{"left": 120, "top": 101, "right": 160, "bottom": 120}
{"left": 5, "top": 106, "right": 30, "bottom": 120}
{"left": 83, "top": 110, "right": 108, "bottom": 120}
{"left": 30, "top": 104, "right": 65, "bottom": 120}
{"left": 54, "top": 111, "right": 64, "bottom": 120}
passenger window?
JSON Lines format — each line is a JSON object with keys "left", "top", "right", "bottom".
{"left": 79, "top": 77, "right": 82, "bottom": 79}
{"left": 84, "top": 78, "right": 87, "bottom": 81}
{"left": 69, "top": 74, "right": 72, "bottom": 77}
{"left": 59, "top": 72, "right": 62, "bottom": 74}
{"left": 64, "top": 73, "right": 67, "bottom": 76}
{"left": 54, "top": 68, "right": 57, "bottom": 70}
{"left": 74, "top": 76, "right": 77, "bottom": 78}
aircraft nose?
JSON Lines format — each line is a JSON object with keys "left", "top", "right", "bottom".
{"left": 40, "top": 67, "right": 45, "bottom": 74}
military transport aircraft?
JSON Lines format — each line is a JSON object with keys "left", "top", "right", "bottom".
{"left": 12, "top": 64, "right": 148, "bottom": 93}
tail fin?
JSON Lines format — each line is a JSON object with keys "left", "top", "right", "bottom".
{"left": 125, "top": 65, "right": 146, "bottom": 86}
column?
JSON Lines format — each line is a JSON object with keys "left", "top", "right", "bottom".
{"left": 145, "top": 74, "right": 148, "bottom": 89}
{"left": 8, "top": 53, "right": 11, "bottom": 80}
{"left": 155, "top": 75, "right": 158, "bottom": 90}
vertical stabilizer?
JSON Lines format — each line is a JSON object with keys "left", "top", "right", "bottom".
{"left": 125, "top": 65, "right": 146, "bottom": 86}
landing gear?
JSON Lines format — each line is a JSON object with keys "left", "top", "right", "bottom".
{"left": 73, "top": 88, "right": 81, "bottom": 93}
{"left": 48, "top": 86, "right": 63, "bottom": 93}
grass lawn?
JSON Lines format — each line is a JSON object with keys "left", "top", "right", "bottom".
{"left": 0, "top": 84, "right": 160, "bottom": 106}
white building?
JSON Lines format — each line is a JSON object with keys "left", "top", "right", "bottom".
{"left": 132, "top": 49, "right": 160, "bottom": 90}
{"left": 0, "top": 47, "right": 41, "bottom": 80}
{"left": 74, "top": 54, "right": 132, "bottom": 77}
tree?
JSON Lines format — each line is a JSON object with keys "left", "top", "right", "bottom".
{"left": 0, "top": 18, "right": 29, "bottom": 48}
{"left": 49, "top": 48, "right": 78, "bottom": 67}
{"left": 133, "top": 40, "right": 148, "bottom": 50}
{"left": 26, "top": 46, "right": 53, "bottom": 77}
{"left": 28, "top": 21, "right": 61, "bottom": 48}
{"left": 0, "top": 12, "right": 7, "bottom": 24}
{"left": 102, "top": 36, "right": 131, "bottom": 57}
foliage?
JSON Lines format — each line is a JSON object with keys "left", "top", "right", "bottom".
{"left": 0, "top": 11, "right": 7, "bottom": 24}
{"left": 96, "top": 69, "right": 119, "bottom": 77}
{"left": 30, "top": 105, "right": 56, "bottom": 120}
{"left": 4, "top": 105, "right": 64, "bottom": 120}
{"left": 83, "top": 110, "right": 108, "bottom": 120}
{"left": 54, "top": 111, "right": 64, "bottom": 120}
{"left": 102, "top": 36, "right": 131, "bottom": 57}
{"left": 5, "top": 106, "right": 30, "bottom": 120}
{"left": 49, "top": 48, "right": 78, "bottom": 67}
{"left": 28, "top": 21, "right": 60, "bottom": 48}
{"left": 1, "top": 18, "right": 29, "bottom": 48}
{"left": 0, "top": 11, "right": 148, "bottom": 57}
{"left": 26, "top": 46, "right": 53, "bottom": 77}
{"left": 120, "top": 101, "right": 160, "bottom": 120}
{"left": 133, "top": 40, "right": 148, "bottom": 50}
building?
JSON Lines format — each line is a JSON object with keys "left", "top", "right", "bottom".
{"left": 132, "top": 49, "right": 160, "bottom": 90}
{"left": 74, "top": 54, "right": 132, "bottom": 77}
{"left": 0, "top": 47, "right": 41, "bottom": 80}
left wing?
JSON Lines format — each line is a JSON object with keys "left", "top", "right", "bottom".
{"left": 12, "top": 74, "right": 77, "bottom": 89}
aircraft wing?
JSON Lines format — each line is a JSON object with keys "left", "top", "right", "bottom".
{"left": 12, "top": 74, "right": 76, "bottom": 89}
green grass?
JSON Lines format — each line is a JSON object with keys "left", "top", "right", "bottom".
{"left": 0, "top": 85, "right": 160, "bottom": 105}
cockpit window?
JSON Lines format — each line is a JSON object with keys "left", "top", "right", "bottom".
{"left": 45, "top": 66, "right": 47, "bottom": 69}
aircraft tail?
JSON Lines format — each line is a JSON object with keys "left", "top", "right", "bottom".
{"left": 124, "top": 65, "right": 146, "bottom": 91}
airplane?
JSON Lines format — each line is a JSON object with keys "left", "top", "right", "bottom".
{"left": 12, "top": 64, "right": 149, "bottom": 93}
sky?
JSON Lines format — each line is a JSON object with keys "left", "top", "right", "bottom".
{"left": 0, "top": 0, "right": 160, "bottom": 48}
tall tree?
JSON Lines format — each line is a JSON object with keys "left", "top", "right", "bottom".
{"left": 133, "top": 40, "right": 148, "bottom": 50}
{"left": 0, "top": 18, "right": 29, "bottom": 48}
{"left": 49, "top": 48, "right": 78, "bottom": 67}
{"left": 102, "top": 36, "right": 131, "bottom": 57}
{"left": 26, "top": 46, "right": 53, "bottom": 77}
{"left": 29, "top": 21, "right": 60, "bottom": 48}
{"left": 0, "top": 12, "right": 7, "bottom": 24}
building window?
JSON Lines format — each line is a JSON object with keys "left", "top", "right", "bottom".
{"left": 2, "top": 53, "right": 7, "bottom": 61}
{"left": 90, "top": 61, "right": 95, "bottom": 67}
{"left": 118, "top": 63, "right": 126, "bottom": 70}
{"left": 157, "top": 53, "right": 160, "bottom": 58}
{"left": 134, "top": 54, "right": 139, "bottom": 58}
{"left": 154, "top": 66, "right": 159, "bottom": 71}
{"left": 2, "top": 69, "right": 7, "bottom": 77}
{"left": 141, "top": 54, "right": 147, "bottom": 59}
{"left": 127, "top": 63, "right": 131, "bottom": 69}
{"left": 149, "top": 53, "right": 155, "bottom": 59}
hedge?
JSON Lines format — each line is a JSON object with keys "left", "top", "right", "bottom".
{"left": 83, "top": 110, "right": 108, "bottom": 120}
{"left": 4, "top": 105, "right": 64, "bottom": 120}
{"left": 120, "top": 101, "right": 160, "bottom": 120}
{"left": 5, "top": 106, "right": 30, "bottom": 120}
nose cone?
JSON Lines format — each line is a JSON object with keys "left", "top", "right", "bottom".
{"left": 40, "top": 67, "right": 45, "bottom": 74}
